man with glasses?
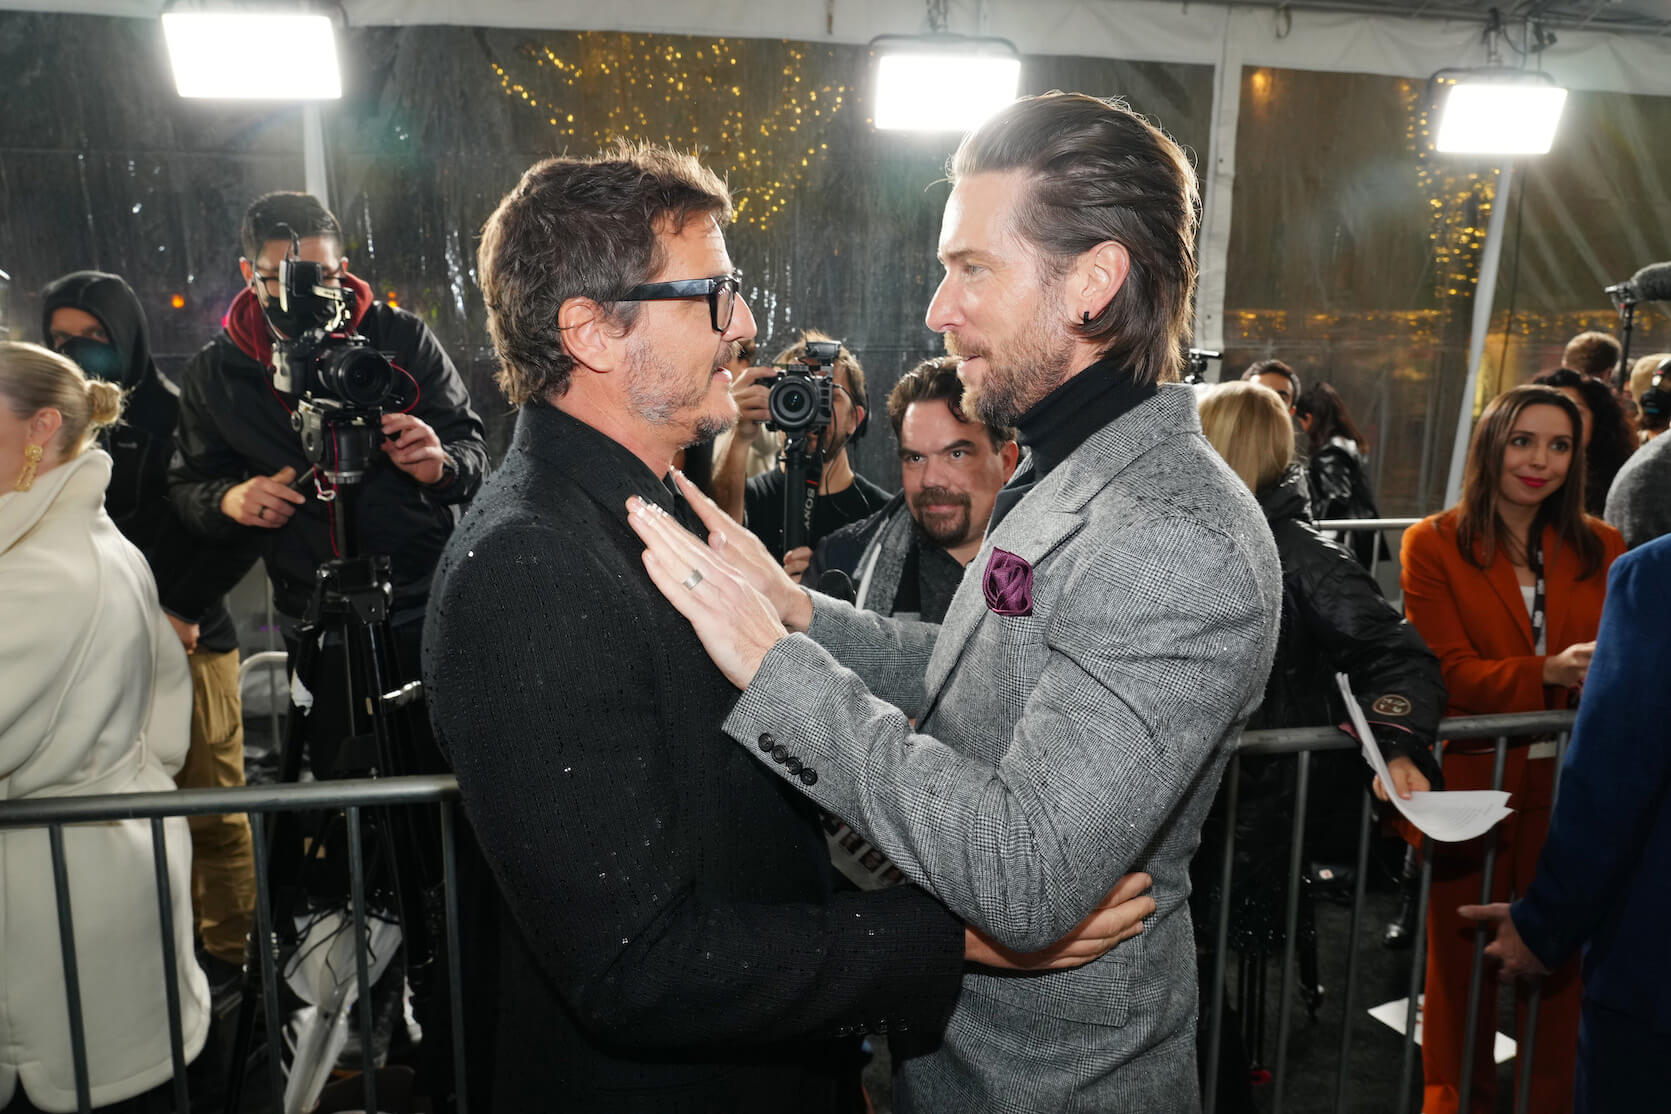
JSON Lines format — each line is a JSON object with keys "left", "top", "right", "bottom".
{"left": 423, "top": 144, "right": 1152, "bottom": 1111}
{"left": 170, "top": 190, "right": 487, "bottom": 778}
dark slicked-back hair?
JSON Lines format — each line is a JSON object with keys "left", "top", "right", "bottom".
{"left": 888, "top": 356, "right": 1014, "bottom": 452}
{"left": 479, "top": 142, "right": 732, "bottom": 406}
{"left": 241, "top": 191, "right": 341, "bottom": 261}
{"left": 948, "top": 92, "right": 1200, "bottom": 387}
{"left": 1243, "top": 358, "right": 1301, "bottom": 400}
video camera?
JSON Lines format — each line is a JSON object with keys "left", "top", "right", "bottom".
{"left": 1184, "top": 347, "right": 1222, "bottom": 386}
{"left": 268, "top": 232, "right": 403, "bottom": 412}
{"left": 764, "top": 338, "right": 841, "bottom": 435}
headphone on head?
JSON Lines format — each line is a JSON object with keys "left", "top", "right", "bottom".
{"left": 1641, "top": 357, "right": 1671, "bottom": 421}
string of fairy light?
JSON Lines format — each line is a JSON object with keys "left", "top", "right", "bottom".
{"left": 488, "top": 32, "right": 851, "bottom": 231}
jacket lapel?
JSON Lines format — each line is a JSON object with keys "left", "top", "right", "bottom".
{"left": 917, "top": 384, "right": 1197, "bottom": 711}
{"left": 1541, "top": 524, "right": 1577, "bottom": 650}
{"left": 1483, "top": 542, "right": 1535, "bottom": 651}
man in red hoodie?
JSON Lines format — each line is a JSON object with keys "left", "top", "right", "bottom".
{"left": 169, "top": 191, "right": 487, "bottom": 781}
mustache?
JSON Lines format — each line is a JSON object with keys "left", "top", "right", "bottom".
{"left": 715, "top": 340, "right": 742, "bottom": 368}
{"left": 911, "top": 487, "right": 971, "bottom": 512}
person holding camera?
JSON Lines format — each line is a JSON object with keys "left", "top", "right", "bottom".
{"left": 169, "top": 191, "right": 487, "bottom": 776}
{"left": 735, "top": 331, "right": 890, "bottom": 575}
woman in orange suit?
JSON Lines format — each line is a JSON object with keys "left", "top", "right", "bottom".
{"left": 1401, "top": 384, "right": 1625, "bottom": 1114}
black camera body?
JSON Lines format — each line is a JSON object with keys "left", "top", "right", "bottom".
{"left": 764, "top": 338, "right": 841, "bottom": 435}
{"left": 269, "top": 255, "right": 402, "bottom": 411}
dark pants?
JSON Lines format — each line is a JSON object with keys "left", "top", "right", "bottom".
{"left": 1574, "top": 999, "right": 1671, "bottom": 1114}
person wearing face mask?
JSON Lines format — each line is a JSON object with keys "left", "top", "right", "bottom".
{"left": 1400, "top": 385, "right": 1625, "bottom": 1114}
{"left": 42, "top": 270, "right": 260, "bottom": 993}
{"left": 168, "top": 192, "right": 487, "bottom": 778}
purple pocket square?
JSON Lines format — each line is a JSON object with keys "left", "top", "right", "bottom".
{"left": 983, "top": 548, "right": 1035, "bottom": 617}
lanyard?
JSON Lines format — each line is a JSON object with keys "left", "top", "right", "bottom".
{"left": 1528, "top": 533, "right": 1547, "bottom": 653}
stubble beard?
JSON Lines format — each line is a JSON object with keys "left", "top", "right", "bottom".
{"left": 951, "top": 293, "right": 1079, "bottom": 428}
{"left": 625, "top": 337, "right": 736, "bottom": 446}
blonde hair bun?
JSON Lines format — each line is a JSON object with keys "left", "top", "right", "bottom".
{"left": 86, "top": 379, "right": 125, "bottom": 430}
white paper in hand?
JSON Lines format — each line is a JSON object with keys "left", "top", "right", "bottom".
{"left": 1335, "top": 674, "right": 1513, "bottom": 843}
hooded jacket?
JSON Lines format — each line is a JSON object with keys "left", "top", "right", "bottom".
{"left": 42, "top": 270, "right": 253, "bottom": 652}
{"left": 168, "top": 278, "right": 488, "bottom": 620}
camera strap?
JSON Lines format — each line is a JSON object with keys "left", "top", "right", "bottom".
{"left": 1528, "top": 532, "right": 1546, "bottom": 655}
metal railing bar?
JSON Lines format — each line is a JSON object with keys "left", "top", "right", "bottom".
{"left": 1314, "top": 518, "right": 1422, "bottom": 531}
{"left": 1271, "top": 750, "right": 1311, "bottom": 1114}
{"left": 1240, "top": 710, "right": 1575, "bottom": 756}
{"left": 0, "top": 774, "right": 459, "bottom": 829}
{"left": 248, "top": 811, "right": 286, "bottom": 1113}
{"left": 1333, "top": 788, "right": 1375, "bottom": 1112}
{"left": 49, "top": 823, "right": 93, "bottom": 1114}
{"left": 1458, "top": 735, "right": 1512, "bottom": 1111}
{"left": 346, "top": 806, "right": 379, "bottom": 1114}
{"left": 441, "top": 800, "right": 471, "bottom": 1114}
{"left": 1204, "top": 751, "right": 1240, "bottom": 1114}
{"left": 149, "top": 817, "right": 190, "bottom": 1114}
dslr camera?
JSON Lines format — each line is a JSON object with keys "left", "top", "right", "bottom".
{"left": 269, "top": 242, "right": 402, "bottom": 412}
{"left": 764, "top": 339, "right": 841, "bottom": 435}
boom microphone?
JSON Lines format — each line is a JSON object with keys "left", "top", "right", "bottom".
{"left": 1606, "top": 261, "right": 1671, "bottom": 306}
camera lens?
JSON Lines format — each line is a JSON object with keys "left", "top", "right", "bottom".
{"left": 321, "top": 346, "right": 397, "bottom": 407}
{"left": 770, "top": 380, "right": 816, "bottom": 430}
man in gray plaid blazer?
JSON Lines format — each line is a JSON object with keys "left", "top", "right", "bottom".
{"left": 631, "top": 93, "right": 1282, "bottom": 1112}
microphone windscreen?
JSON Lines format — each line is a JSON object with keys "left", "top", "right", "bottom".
{"left": 1630, "top": 261, "right": 1671, "bottom": 303}
{"left": 816, "top": 569, "right": 856, "bottom": 604}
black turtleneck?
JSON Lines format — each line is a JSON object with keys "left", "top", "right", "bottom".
{"left": 988, "top": 355, "right": 1157, "bottom": 532}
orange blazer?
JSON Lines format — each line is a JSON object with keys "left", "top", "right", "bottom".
{"left": 1401, "top": 510, "right": 1625, "bottom": 717}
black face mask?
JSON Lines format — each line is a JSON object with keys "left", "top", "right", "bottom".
{"left": 58, "top": 336, "right": 131, "bottom": 387}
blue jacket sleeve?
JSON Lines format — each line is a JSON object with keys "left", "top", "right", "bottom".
{"left": 1511, "top": 540, "right": 1671, "bottom": 969}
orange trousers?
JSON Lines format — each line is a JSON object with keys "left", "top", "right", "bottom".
{"left": 1418, "top": 747, "right": 1581, "bottom": 1114}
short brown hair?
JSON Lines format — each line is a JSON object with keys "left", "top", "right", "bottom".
{"left": 479, "top": 143, "right": 732, "bottom": 407}
{"left": 1562, "top": 331, "right": 1621, "bottom": 380}
{"left": 887, "top": 356, "right": 1013, "bottom": 452}
{"left": 948, "top": 92, "right": 1200, "bottom": 388}
{"left": 771, "top": 330, "right": 867, "bottom": 415}
{"left": 1197, "top": 381, "right": 1294, "bottom": 492}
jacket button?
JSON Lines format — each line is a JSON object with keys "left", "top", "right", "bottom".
{"left": 799, "top": 768, "right": 818, "bottom": 786}
{"left": 785, "top": 757, "right": 803, "bottom": 774}
{"left": 771, "top": 745, "right": 789, "bottom": 763}
{"left": 758, "top": 732, "right": 776, "bottom": 752}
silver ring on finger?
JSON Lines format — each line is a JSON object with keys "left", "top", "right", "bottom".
{"left": 681, "top": 568, "right": 704, "bottom": 591}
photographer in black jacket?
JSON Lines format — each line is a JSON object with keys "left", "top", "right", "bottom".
{"left": 44, "top": 269, "right": 259, "bottom": 982}
{"left": 170, "top": 192, "right": 487, "bottom": 777}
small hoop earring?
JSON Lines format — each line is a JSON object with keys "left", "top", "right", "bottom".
{"left": 1081, "top": 310, "right": 1092, "bottom": 325}
{"left": 15, "top": 444, "right": 43, "bottom": 492}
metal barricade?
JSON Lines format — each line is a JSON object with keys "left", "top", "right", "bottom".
{"left": 0, "top": 775, "right": 468, "bottom": 1114}
{"left": 1203, "top": 709, "right": 1576, "bottom": 1114}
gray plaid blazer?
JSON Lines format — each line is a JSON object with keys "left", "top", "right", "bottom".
{"left": 727, "top": 383, "right": 1282, "bottom": 1112}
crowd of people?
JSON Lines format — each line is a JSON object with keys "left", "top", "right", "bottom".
{"left": 2, "top": 88, "right": 1667, "bottom": 1114}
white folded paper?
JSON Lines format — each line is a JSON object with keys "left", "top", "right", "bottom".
{"left": 1336, "top": 673, "right": 1514, "bottom": 843}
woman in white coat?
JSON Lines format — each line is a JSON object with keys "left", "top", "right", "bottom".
{"left": 0, "top": 342, "right": 208, "bottom": 1113}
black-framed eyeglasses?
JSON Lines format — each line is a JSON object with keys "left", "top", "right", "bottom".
{"left": 617, "top": 273, "right": 742, "bottom": 333}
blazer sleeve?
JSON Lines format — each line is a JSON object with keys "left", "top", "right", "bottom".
{"left": 801, "top": 593, "right": 941, "bottom": 719}
{"left": 727, "top": 516, "right": 1273, "bottom": 952}
{"left": 1512, "top": 543, "right": 1671, "bottom": 968}
{"left": 425, "top": 530, "right": 963, "bottom": 1047}
{"left": 1400, "top": 520, "right": 1546, "bottom": 714}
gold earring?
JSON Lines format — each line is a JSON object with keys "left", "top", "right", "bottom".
{"left": 14, "top": 444, "right": 42, "bottom": 492}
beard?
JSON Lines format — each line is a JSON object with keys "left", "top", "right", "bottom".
{"left": 945, "top": 293, "right": 1078, "bottom": 428}
{"left": 625, "top": 337, "right": 736, "bottom": 447}
{"left": 910, "top": 486, "right": 974, "bottom": 547}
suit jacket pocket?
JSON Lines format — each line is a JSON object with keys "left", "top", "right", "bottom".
{"left": 961, "top": 953, "right": 1132, "bottom": 1028}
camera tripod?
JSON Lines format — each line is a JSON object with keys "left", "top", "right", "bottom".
{"left": 780, "top": 433, "right": 826, "bottom": 554}
{"left": 225, "top": 403, "right": 446, "bottom": 1114}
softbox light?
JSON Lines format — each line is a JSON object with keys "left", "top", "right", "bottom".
{"left": 162, "top": 11, "right": 341, "bottom": 100}
{"left": 871, "top": 35, "right": 1021, "bottom": 132}
{"left": 1433, "top": 70, "right": 1566, "bottom": 155}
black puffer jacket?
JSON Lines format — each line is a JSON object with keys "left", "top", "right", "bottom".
{"left": 1194, "top": 466, "right": 1444, "bottom": 953}
{"left": 42, "top": 271, "right": 256, "bottom": 653}
{"left": 1308, "top": 440, "right": 1386, "bottom": 568}
{"left": 1253, "top": 465, "right": 1444, "bottom": 771}
{"left": 169, "top": 284, "right": 487, "bottom": 620}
